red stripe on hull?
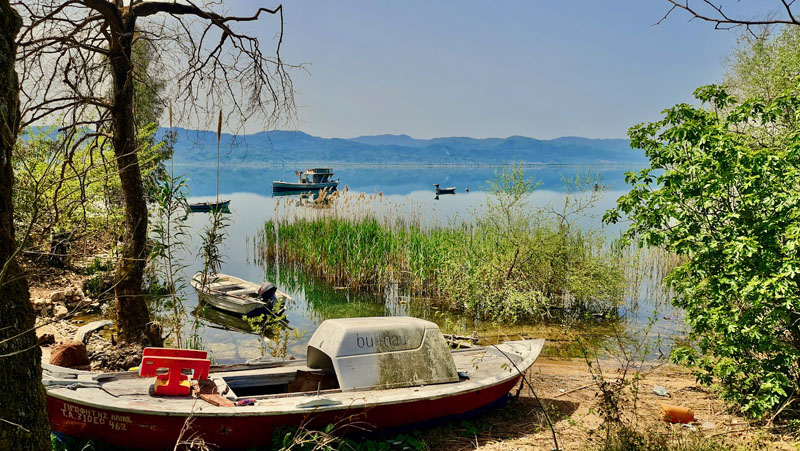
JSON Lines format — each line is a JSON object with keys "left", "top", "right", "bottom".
{"left": 48, "top": 376, "right": 520, "bottom": 450}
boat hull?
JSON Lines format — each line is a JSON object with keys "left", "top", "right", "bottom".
{"left": 47, "top": 375, "right": 520, "bottom": 450}
{"left": 189, "top": 273, "right": 287, "bottom": 317}
{"left": 187, "top": 200, "right": 231, "bottom": 213}
{"left": 199, "top": 292, "right": 269, "bottom": 316}
{"left": 272, "top": 180, "right": 339, "bottom": 192}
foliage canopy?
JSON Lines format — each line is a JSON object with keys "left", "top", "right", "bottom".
{"left": 605, "top": 83, "right": 800, "bottom": 418}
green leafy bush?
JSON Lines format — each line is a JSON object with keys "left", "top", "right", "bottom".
{"left": 605, "top": 84, "right": 800, "bottom": 418}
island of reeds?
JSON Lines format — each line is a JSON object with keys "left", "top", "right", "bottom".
{"left": 258, "top": 166, "right": 626, "bottom": 323}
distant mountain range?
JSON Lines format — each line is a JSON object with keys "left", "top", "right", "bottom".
{"left": 161, "top": 128, "right": 645, "bottom": 165}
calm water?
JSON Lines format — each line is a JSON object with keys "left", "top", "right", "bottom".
{"left": 165, "top": 164, "right": 684, "bottom": 364}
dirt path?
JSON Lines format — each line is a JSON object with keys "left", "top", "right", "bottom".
{"left": 420, "top": 357, "right": 798, "bottom": 450}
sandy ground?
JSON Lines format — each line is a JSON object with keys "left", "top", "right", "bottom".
{"left": 417, "top": 357, "right": 799, "bottom": 450}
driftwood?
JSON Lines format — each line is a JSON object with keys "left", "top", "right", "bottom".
{"left": 74, "top": 320, "right": 112, "bottom": 344}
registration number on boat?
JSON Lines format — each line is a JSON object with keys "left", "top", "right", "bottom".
{"left": 61, "top": 403, "right": 133, "bottom": 430}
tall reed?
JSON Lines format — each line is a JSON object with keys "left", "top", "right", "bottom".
{"left": 258, "top": 166, "right": 627, "bottom": 323}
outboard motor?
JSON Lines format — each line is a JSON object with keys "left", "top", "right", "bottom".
{"left": 258, "top": 283, "right": 278, "bottom": 309}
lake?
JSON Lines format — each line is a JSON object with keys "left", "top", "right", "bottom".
{"left": 167, "top": 163, "right": 684, "bottom": 364}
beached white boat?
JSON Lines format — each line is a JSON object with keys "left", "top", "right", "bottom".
{"left": 189, "top": 272, "right": 290, "bottom": 316}
{"left": 45, "top": 317, "right": 545, "bottom": 450}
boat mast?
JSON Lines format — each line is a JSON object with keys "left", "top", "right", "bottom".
{"left": 169, "top": 102, "right": 173, "bottom": 179}
{"left": 216, "top": 111, "right": 222, "bottom": 203}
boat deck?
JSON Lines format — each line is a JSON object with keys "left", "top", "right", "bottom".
{"left": 44, "top": 341, "right": 541, "bottom": 417}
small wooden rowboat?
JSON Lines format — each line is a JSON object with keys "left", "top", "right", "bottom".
{"left": 433, "top": 184, "right": 456, "bottom": 195}
{"left": 187, "top": 199, "right": 231, "bottom": 213}
{"left": 189, "top": 272, "right": 290, "bottom": 316}
{"left": 45, "top": 317, "right": 544, "bottom": 450}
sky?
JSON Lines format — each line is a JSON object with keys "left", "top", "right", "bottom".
{"left": 216, "top": 1, "right": 763, "bottom": 140}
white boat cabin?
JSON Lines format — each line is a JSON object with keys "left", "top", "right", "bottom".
{"left": 218, "top": 317, "right": 459, "bottom": 398}
{"left": 307, "top": 317, "right": 459, "bottom": 391}
{"left": 296, "top": 168, "right": 335, "bottom": 184}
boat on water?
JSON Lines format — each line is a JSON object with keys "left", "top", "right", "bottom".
{"left": 190, "top": 113, "right": 230, "bottom": 213}
{"left": 434, "top": 183, "right": 456, "bottom": 195}
{"left": 273, "top": 168, "right": 339, "bottom": 192}
{"left": 187, "top": 199, "right": 231, "bottom": 213}
{"left": 44, "top": 317, "right": 544, "bottom": 450}
{"left": 190, "top": 272, "right": 290, "bottom": 317}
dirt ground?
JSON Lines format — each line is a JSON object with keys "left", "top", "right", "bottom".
{"left": 416, "top": 357, "right": 799, "bottom": 451}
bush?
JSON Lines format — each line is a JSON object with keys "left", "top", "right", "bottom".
{"left": 605, "top": 84, "right": 800, "bottom": 419}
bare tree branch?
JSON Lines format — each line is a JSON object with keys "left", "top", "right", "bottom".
{"left": 659, "top": 1, "right": 800, "bottom": 34}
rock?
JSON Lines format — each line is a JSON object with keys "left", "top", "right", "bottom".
{"left": 50, "top": 291, "right": 65, "bottom": 302}
{"left": 653, "top": 385, "right": 670, "bottom": 397}
{"left": 88, "top": 343, "right": 144, "bottom": 372}
{"left": 50, "top": 340, "right": 90, "bottom": 368}
{"left": 66, "top": 296, "right": 83, "bottom": 308}
{"left": 33, "top": 298, "right": 51, "bottom": 313}
{"left": 37, "top": 333, "right": 55, "bottom": 346}
{"left": 53, "top": 302, "right": 68, "bottom": 318}
{"left": 700, "top": 420, "right": 716, "bottom": 430}
{"left": 121, "top": 354, "right": 140, "bottom": 370}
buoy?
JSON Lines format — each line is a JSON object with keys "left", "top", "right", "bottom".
{"left": 660, "top": 404, "right": 694, "bottom": 424}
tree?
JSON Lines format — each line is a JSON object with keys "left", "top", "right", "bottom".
{"left": 15, "top": 1, "right": 294, "bottom": 343}
{"left": 659, "top": 1, "right": 800, "bottom": 33}
{"left": 0, "top": 1, "right": 50, "bottom": 448}
{"left": 605, "top": 84, "right": 800, "bottom": 418}
{"left": 725, "top": 25, "right": 800, "bottom": 102}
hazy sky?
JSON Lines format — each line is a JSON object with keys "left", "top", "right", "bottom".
{"left": 221, "top": 1, "right": 754, "bottom": 139}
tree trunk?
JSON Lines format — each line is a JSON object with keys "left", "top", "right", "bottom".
{"left": 0, "top": 1, "right": 51, "bottom": 448}
{"left": 109, "top": 15, "right": 155, "bottom": 345}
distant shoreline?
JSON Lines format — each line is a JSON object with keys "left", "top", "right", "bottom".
{"left": 171, "top": 161, "right": 646, "bottom": 169}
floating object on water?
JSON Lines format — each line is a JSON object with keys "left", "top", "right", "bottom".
{"left": 433, "top": 183, "right": 456, "bottom": 195}
{"left": 43, "top": 316, "right": 545, "bottom": 450}
{"left": 273, "top": 168, "right": 339, "bottom": 192}
{"left": 190, "top": 272, "right": 290, "bottom": 316}
{"left": 187, "top": 199, "right": 231, "bottom": 213}
{"left": 660, "top": 404, "right": 694, "bottom": 424}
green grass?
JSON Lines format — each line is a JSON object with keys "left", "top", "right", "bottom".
{"left": 258, "top": 167, "right": 630, "bottom": 323}
{"left": 260, "top": 213, "right": 624, "bottom": 323}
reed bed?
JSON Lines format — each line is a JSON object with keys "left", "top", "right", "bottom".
{"left": 257, "top": 182, "right": 629, "bottom": 323}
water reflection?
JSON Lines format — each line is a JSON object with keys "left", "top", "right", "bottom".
{"left": 160, "top": 164, "right": 682, "bottom": 364}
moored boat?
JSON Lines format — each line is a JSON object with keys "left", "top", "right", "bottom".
{"left": 190, "top": 272, "right": 290, "bottom": 317}
{"left": 187, "top": 199, "right": 231, "bottom": 213}
{"left": 272, "top": 168, "right": 339, "bottom": 192}
{"left": 434, "top": 183, "right": 456, "bottom": 195}
{"left": 44, "top": 317, "right": 544, "bottom": 450}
